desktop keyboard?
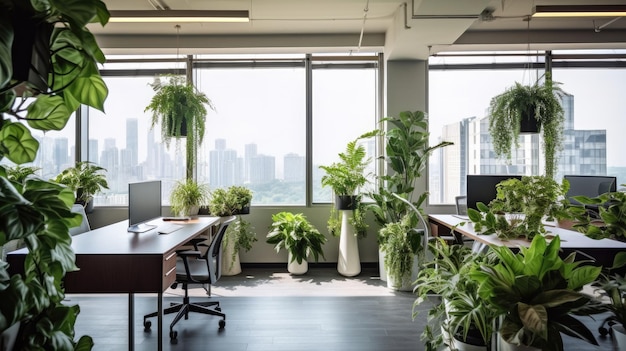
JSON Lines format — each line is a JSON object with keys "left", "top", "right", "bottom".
{"left": 157, "top": 223, "right": 183, "bottom": 234}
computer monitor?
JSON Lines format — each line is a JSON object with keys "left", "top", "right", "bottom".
{"left": 466, "top": 175, "right": 523, "bottom": 211}
{"left": 128, "top": 180, "right": 162, "bottom": 233}
{"left": 564, "top": 175, "right": 617, "bottom": 203}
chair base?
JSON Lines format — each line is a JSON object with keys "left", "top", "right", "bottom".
{"left": 143, "top": 296, "right": 226, "bottom": 340}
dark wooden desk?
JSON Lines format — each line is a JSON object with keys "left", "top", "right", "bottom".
{"left": 428, "top": 214, "right": 626, "bottom": 267}
{"left": 7, "top": 216, "right": 219, "bottom": 351}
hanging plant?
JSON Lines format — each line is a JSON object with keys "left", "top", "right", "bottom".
{"left": 487, "top": 74, "right": 566, "bottom": 178}
{"left": 144, "top": 75, "right": 215, "bottom": 179}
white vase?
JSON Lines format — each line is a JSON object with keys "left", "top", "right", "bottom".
{"left": 378, "top": 249, "right": 387, "bottom": 282}
{"left": 450, "top": 337, "right": 488, "bottom": 351}
{"left": 385, "top": 254, "right": 419, "bottom": 291}
{"left": 498, "top": 334, "right": 540, "bottom": 351}
{"left": 337, "top": 210, "right": 360, "bottom": 277}
{"left": 287, "top": 253, "right": 308, "bottom": 275}
{"left": 613, "top": 324, "right": 626, "bottom": 350}
{"left": 220, "top": 237, "right": 242, "bottom": 276}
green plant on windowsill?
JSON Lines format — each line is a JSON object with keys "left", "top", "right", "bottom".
{"left": 54, "top": 161, "right": 109, "bottom": 212}
{"left": 169, "top": 179, "right": 210, "bottom": 217}
{"left": 467, "top": 175, "right": 568, "bottom": 241}
{"left": 487, "top": 74, "right": 566, "bottom": 178}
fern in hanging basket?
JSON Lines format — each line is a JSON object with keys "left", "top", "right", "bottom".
{"left": 145, "top": 75, "right": 215, "bottom": 179}
{"left": 487, "top": 75, "right": 566, "bottom": 178}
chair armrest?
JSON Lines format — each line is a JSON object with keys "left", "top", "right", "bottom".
{"left": 176, "top": 250, "right": 201, "bottom": 258}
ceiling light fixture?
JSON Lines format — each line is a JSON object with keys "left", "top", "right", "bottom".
{"left": 109, "top": 10, "right": 250, "bottom": 23}
{"left": 532, "top": 5, "right": 626, "bottom": 18}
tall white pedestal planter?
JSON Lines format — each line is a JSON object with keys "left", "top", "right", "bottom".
{"left": 613, "top": 324, "right": 626, "bottom": 350}
{"left": 378, "top": 250, "right": 387, "bottom": 282}
{"left": 221, "top": 237, "right": 242, "bottom": 276}
{"left": 288, "top": 253, "right": 308, "bottom": 275}
{"left": 337, "top": 210, "right": 360, "bottom": 277}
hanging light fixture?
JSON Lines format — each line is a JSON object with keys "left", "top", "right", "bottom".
{"left": 109, "top": 10, "right": 249, "bottom": 23}
{"left": 532, "top": 5, "right": 626, "bottom": 18}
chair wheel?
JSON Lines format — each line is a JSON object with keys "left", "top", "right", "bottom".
{"left": 219, "top": 319, "right": 226, "bottom": 329}
{"left": 170, "top": 330, "right": 178, "bottom": 340}
{"left": 144, "top": 320, "right": 152, "bottom": 331}
{"left": 599, "top": 327, "right": 609, "bottom": 336}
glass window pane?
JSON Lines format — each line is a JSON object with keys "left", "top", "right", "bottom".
{"left": 88, "top": 76, "right": 185, "bottom": 206}
{"left": 312, "top": 68, "right": 378, "bottom": 203}
{"left": 195, "top": 67, "right": 306, "bottom": 205}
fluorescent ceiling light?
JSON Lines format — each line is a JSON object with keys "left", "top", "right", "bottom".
{"left": 109, "top": 10, "right": 250, "bottom": 23}
{"left": 533, "top": 5, "right": 626, "bottom": 18}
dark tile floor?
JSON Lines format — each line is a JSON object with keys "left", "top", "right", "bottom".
{"left": 68, "top": 266, "right": 618, "bottom": 351}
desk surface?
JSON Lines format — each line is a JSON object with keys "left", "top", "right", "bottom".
{"left": 71, "top": 217, "right": 218, "bottom": 255}
{"left": 428, "top": 214, "right": 626, "bottom": 250}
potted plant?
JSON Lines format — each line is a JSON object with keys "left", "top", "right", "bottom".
{"left": 144, "top": 75, "right": 215, "bottom": 180}
{"left": 413, "top": 238, "right": 497, "bottom": 351}
{"left": 6, "top": 165, "right": 40, "bottom": 183}
{"left": 467, "top": 175, "right": 568, "bottom": 241}
{"left": 207, "top": 186, "right": 255, "bottom": 275}
{"left": 565, "top": 185, "right": 626, "bottom": 243}
{"left": 319, "top": 130, "right": 378, "bottom": 277}
{"left": 0, "top": 0, "right": 110, "bottom": 348}
{"left": 487, "top": 75, "right": 566, "bottom": 178}
{"left": 54, "top": 161, "right": 109, "bottom": 213}
{"left": 470, "top": 235, "right": 602, "bottom": 351}
{"left": 266, "top": 211, "right": 327, "bottom": 275}
{"left": 378, "top": 215, "right": 422, "bottom": 291}
{"left": 367, "top": 110, "right": 452, "bottom": 281}
{"left": 169, "top": 179, "right": 210, "bottom": 217}
{"left": 592, "top": 252, "right": 626, "bottom": 349}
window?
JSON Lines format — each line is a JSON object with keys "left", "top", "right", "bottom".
{"left": 85, "top": 54, "right": 380, "bottom": 206}
{"left": 428, "top": 51, "right": 626, "bottom": 205}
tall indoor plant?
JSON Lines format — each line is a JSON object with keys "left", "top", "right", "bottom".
{"left": 319, "top": 130, "right": 378, "bottom": 277}
{"left": 368, "top": 110, "right": 452, "bottom": 281}
{"left": 487, "top": 75, "right": 566, "bottom": 178}
{"left": 144, "top": 75, "right": 214, "bottom": 180}
{"left": 0, "top": 0, "right": 110, "bottom": 349}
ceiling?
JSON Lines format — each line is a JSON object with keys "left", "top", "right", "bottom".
{"left": 91, "top": 0, "right": 626, "bottom": 59}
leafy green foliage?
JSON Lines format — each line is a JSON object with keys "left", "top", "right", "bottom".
{"left": 53, "top": 161, "right": 108, "bottom": 204}
{"left": 567, "top": 186, "right": 626, "bottom": 242}
{"left": 470, "top": 235, "right": 602, "bottom": 350}
{"left": 378, "top": 215, "right": 422, "bottom": 289}
{"left": 367, "top": 110, "right": 452, "bottom": 238}
{"left": 320, "top": 131, "right": 378, "bottom": 236}
{"left": 169, "top": 179, "right": 210, "bottom": 217}
{"left": 468, "top": 176, "right": 568, "bottom": 240}
{"left": 0, "top": 0, "right": 110, "bottom": 348}
{"left": 413, "top": 239, "right": 497, "bottom": 351}
{"left": 223, "top": 216, "right": 257, "bottom": 270}
{"left": 590, "top": 252, "right": 626, "bottom": 329}
{"left": 266, "top": 212, "right": 327, "bottom": 264}
{"left": 6, "top": 165, "right": 40, "bottom": 183}
{"left": 144, "top": 75, "right": 215, "bottom": 180}
{"left": 208, "top": 186, "right": 253, "bottom": 216}
{"left": 487, "top": 75, "right": 566, "bottom": 178}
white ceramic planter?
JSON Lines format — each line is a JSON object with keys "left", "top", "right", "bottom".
{"left": 613, "top": 324, "right": 626, "bottom": 350}
{"left": 378, "top": 249, "right": 387, "bottom": 282}
{"left": 288, "top": 253, "right": 308, "bottom": 275}
{"left": 498, "top": 334, "right": 540, "bottom": 351}
{"left": 385, "top": 254, "right": 419, "bottom": 291}
{"left": 220, "top": 237, "right": 242, "bottom": 276}
{"left": 450, "top": 337, "right": 488, "bottom": 351}
{"left": 337, "top": 210, "right": 360, "bottom": 277}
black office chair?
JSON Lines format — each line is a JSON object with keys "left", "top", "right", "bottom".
{"left": 143, "top": 215, "right": 236, "bottom": 340}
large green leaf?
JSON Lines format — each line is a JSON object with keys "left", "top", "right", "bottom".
{"left": 26, "top": 95, "right": 72, "bottom": 130}
{"left": 66, "top": 71, "right": 108, "bottom": 112}
{"left": 518, "top": 302, "right": 548, "bottom": 339}
{"left": 0, "top": 12, "right": 13, "bottom": 89}
{"left": 52, "top": 0, "right": 101, "bottom": 28}
{"left": 0, "top": 122, "right": 39, "bottom": 164}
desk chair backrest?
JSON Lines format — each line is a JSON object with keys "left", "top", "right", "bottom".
{"left": 207, "top": 216, "right": 236, "bottom": 283}
{"left": 69, "top": 204, "right": 91, "bottom": 236}
{"left": 455, "top": 196, "right": 468, "bottom": 215}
